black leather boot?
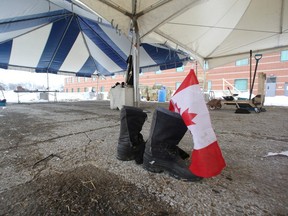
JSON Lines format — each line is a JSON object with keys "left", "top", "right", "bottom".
{"left": 117, "top": 106, "right": 147, "bottom": 164}
{"left": 143, "top": 107, "right": 202, "bottom": 181}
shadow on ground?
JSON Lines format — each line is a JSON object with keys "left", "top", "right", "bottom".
{"left": 0, "top": 165, "right": 176, "bottom": 216}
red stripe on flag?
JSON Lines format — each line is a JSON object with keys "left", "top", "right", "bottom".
{"left": 172, "top": 69, "right": 199, "bottom": 96}
{"left": 189, "top": 141, "right": 226, "bottom": 178}
{"left": 169, "top": 101, "right": 175, "bottom": 112}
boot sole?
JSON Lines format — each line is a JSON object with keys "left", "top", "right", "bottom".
{"left": 143, "top": 153, "right": 202, "bottom": 182}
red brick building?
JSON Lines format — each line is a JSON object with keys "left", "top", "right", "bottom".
{"left": 64, "top": 61, "right": 203, "bottom": 100}
{"left": 205, "top": 51, "right": 288, "bottom": 97}
{"left": 64, "top": 50, "right": 288, "bottom": 99}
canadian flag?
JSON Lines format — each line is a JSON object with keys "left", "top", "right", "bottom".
{"left": 169, "top": 69, "right": 226, "bottom": 178}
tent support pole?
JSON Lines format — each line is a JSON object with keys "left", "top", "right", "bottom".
{"left": 46, "top": 71, "right": 49, "bottom": 90}
{"left": 96, "top": 75, "right": 99, "bottom": 100}
{"left": 132, "top": 19, "right": 140, "bottom": 107}
{"left": 46, "top": 71, "right": 50, "bottom": 102}
{"left": 202, "top": 61, "right": 207, "bottom": 92}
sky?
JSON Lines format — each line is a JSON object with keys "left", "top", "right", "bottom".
{"left": 0, "top": 69, "right": 66, "bottom": 89}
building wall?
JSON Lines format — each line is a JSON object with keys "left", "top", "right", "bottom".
{"left": 64, "top": 51, "right": 288, "bottom": 99}
{"left": 64, "top": 62, "right": 203, "bottom": 100}
{"left": 206, "top": 51, "right": 288, "bottom": 96}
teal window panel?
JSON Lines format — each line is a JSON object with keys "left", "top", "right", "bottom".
{"left": 234, "top": 79, "right": 248, "bottom": 91}
{"left": 281, "top": 50, "right": 288, "bottom": 61}
{"left": 236, "top": 58, "right": 249, "bottom": 66}
{"left": 207, "top": 81, "right": 212, "bottom": 91}
{"left": 176, "top": 66, "right": 184, "bottom": 72}
{"left": 175, "top": 82, "right": 181, "bottom": 90}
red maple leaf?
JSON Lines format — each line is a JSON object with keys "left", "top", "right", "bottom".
{"left": 181, "top": 108, "right": 197, "bottom": 126}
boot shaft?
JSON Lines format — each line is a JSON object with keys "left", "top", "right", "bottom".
{"left": 117, "top": 106, "right": 147, "bottom": 163}
{"left": 119, "top": 106, "right": 147, "bottom": 145}
{"left": 143, "top": 107, "right": 202, "bottom": 181}
{"left": 146, "top": 107, "right": 187, "bottom": 159}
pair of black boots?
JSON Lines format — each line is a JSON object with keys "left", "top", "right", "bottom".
{"left": 117, "top": 106, "right": 202, "bottom": 182}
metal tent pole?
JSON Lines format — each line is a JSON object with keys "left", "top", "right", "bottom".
{"left": 46, "top": 71, "right": 49, "bottom": 90}
{"left": 249, "top": 50, "right": 252, "bottom": 98}
{"left": 46, "top": 71, "right": 50, "bottom": 102}
{"left": 132, "top": 19, "right": 140, "bottom": 107}
{"left": 96, "top": 75, "right": 99, "bottom": 100}
{"left": 202, "top": 61, "right": 207, "bottom": 91}
{"left": 130, "top": 0, "right": 140, "bottom": 107}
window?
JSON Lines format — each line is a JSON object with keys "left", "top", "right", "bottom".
{"left": 84, "top": 87, "right": 88, "bottom": 92}
{"left": 71, "top": 88, "right": 74, "bottom": 92}
{"left": 236, "top": 58, "right": 249, "bottom": 66}
{"left": 175, "top": 82, "right": 181, "bottom": 90}
{"left": 77, "top": 77, "right": 81, "bottom": 83}
{"left": 234, "top": 79, "right": 248, "bottom": 91}
{"left": 84, "top": 77, "right": 88, "bottom": 82}
{"left": 207, "top": 81, "right": 212, "bottom": 92}
{"left": 77, "top": 88, "right": 80, "bottom": 92}
{"left": 267, "top": 76, "right": 276, "bottom": 83}
{"left": 281, "top": 50, "right": 288, "bottom": 61}
{"left": 176, "top": 66, "right": 184, "bottom": 72}
{"left": 100, "top": 86, "right": 105, "bottom": 92}
{"left": 154, "top": 83, "right": 162, "bottom": 87}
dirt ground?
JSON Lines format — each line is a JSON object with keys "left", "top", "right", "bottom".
{"left": 0, "top": 100, "right": 287, "bottom": 215}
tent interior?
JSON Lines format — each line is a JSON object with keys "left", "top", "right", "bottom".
{"left": 0, "top": 0, "right": 287, "bottom": 105}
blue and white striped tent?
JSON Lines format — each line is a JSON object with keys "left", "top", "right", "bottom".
{"left": 0, "top": 0, "right": 189, "bottom": 77}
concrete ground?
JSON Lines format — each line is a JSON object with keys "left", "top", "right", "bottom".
{"left": 0, "top": 101, "right": 287, "bottom": 215}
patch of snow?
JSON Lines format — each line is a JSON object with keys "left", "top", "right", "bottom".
{"left": 265, "top": 151, "right": 288, "bottom": 157}
{"left": 1, "top": 90, "right": 287, "bottom": 106}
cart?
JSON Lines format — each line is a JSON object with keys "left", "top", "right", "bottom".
{"left": 207, "top": 52, "right": 266, "bottom": 113}
{"left": 222, "top": 94, "right": 264, "bottom": 113}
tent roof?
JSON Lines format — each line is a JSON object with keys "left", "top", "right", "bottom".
{"left": 0, "top": 0, "right": 189, "bottom": 77}
{"left": 76, "top": 0, "right": 288, "bottom": 69}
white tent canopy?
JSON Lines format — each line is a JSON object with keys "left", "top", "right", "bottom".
{"left": 75, "top": 0, "right": 288, "bottom": 69}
